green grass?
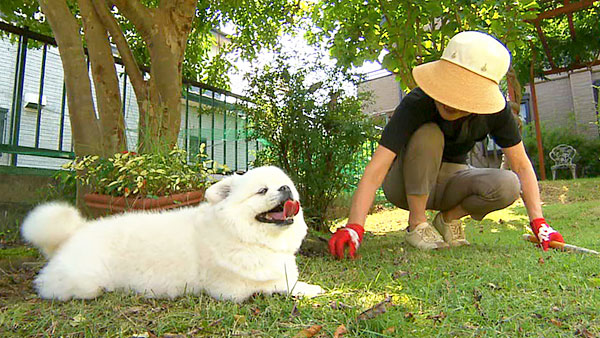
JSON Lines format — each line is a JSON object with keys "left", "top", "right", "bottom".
{"left": 1, "top": 178, "right": 600, "bottom": 337}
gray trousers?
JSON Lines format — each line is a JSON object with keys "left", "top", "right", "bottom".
{"left": 382, "top": 123, "right": 521, "bottom": 220}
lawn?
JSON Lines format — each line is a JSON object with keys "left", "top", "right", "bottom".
{"left": 1, "top": 178, "right": 599, "bottom": 337}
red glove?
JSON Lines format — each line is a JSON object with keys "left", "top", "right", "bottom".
{"left": 530, "top": 218, "right": 564, "bottom": 251}
{"left": 328, "top": 224, "right": 365, "bottom": 259}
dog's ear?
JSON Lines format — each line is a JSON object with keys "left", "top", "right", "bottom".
{"left": 205, "top": 174, "right": 237, "bottom": 204}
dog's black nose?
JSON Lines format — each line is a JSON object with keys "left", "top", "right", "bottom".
{"left": 278, "top": 185, "right": 292, "bottom": 200}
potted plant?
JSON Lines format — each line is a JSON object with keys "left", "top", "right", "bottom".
{"left": 63, "top": 146, "right": 225, "bottom": 216}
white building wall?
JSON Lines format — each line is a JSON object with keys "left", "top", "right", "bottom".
{"left": 525, "top": 65, "right": 600, "bottom": 139}
{"left": 359, "top": 74, "right": 403, "bottom": 116}
{"left": 0, "top": 35, "right": 256, "bottom": 172}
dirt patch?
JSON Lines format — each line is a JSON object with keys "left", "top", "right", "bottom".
{"left": 0, "top": 256, "right": 41, "bottom": 301}
{"left": 538, "top": 180, "right": 600, "bottom": 205}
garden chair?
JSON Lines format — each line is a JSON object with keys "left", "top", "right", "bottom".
{"left": 549, "top": 144, "right": 577, "bottom": 180}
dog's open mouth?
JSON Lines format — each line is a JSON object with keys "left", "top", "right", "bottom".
{"left": 256, "top": 200, "right": 300, "bottom": 225}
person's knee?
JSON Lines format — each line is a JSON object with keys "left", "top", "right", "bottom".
{"left": 409, "top": 123, "right": 443, "bottom": 152}
{"left": 494, "top": 171, "right": 521, "bottom": 206}
{"left": 472, "top": 170, "right": 520, "bottom": 205}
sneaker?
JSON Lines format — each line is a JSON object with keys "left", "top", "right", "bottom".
{"left": 432, "top": 212, "right": 470, "bottom": 247}
{"left": 405, "top": 222, "right": 449, "bottom": 250}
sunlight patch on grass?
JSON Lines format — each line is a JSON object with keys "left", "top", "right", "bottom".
{"left": 331, "top": 207, "right": 409, "bottom": 234}
{"left": 479, "top": 199, "right": 528, "bottom": 229}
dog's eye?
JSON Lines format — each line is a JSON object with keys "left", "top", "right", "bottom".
{"left": 257, "top": 187, "right": 268, "bottom": 195}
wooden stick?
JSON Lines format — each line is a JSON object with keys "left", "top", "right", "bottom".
{"left": 522, "top": 234, "right": 599, "bottom": 255}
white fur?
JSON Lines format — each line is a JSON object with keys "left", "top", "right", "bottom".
{"left": 21, "top": 201, "right": 85, "bottom": 257}
{"left": 22, "top": 166, "right": 324, "bottom": 302}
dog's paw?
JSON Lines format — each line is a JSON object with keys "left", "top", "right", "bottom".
{"left": 291, "top": 281, "right": 325, "bottom": 298}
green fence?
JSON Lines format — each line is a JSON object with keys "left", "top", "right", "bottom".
{"left": 0, "top": 21, "right": 257, "bottom": 175}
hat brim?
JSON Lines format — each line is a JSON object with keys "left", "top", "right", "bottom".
{"left": 412, "top": 59, "right": 506, "bottom": 114}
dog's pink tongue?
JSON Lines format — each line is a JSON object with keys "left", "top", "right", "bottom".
{"left": 284, "top": 200, "right": 300, "bottom": 217}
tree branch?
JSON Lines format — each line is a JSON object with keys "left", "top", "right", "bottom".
{"left": 112, "top": 0, "right": 154, "bottom": 40}
{"left": 78, "top": 0, "right": 127, "bottom": 153}
{"left": 91, "top": 0, "right": 147, "bottom": 105}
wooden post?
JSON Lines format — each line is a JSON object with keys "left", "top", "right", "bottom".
{"left": 529, "top": 41, "right": 546, "bottom": 180}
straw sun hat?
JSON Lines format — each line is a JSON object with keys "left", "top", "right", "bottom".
{"left": 412, "top": 31, "right": 511, "bottom": 114}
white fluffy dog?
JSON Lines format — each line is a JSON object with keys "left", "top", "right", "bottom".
{"left": 21, "top": 166, "right": 324, "bottom": 302}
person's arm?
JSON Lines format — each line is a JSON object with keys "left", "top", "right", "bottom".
{"left": 348, "top": 145, "right": 398, "bottom": 225}
{"left": 502, "top": 141, "right": 564, "bottom": 250}
{"left": 502, "top": 141, "right": 543, "bottom": 220}
{"left": 329, "top": 145, "right": 396, "bottom": 259}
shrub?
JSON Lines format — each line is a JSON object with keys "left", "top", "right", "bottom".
{"left": 63, "top": 147, "right": 224, "bottom": 198}
{"left": 243, "top": 50, "right": 377, "bottom": 231}
{"left": 522, "top": 123, "right": 600, "bottom": 179}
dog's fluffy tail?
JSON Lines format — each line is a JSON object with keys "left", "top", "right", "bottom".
{"left": 21, "top": 202, "right": 85, "bottom": 257}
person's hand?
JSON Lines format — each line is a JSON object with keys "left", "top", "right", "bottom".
{"left": 328, "top": 224, "right": 365, "bottom": 259}
{"left": 530, "top": 218, "right": 564, "bottom": 251}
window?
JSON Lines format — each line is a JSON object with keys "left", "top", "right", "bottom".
{"left": 519, "top": 94, "right": 531, "bottom": 124}
{"left": 0, "top": 108, "right": 7, "bottom": 158}
{"left": 593, "top": 80, "right": 600, "bottom": 111}
{"left": 594, "top": 80, "right": 600, "bottom": 135}
{"left": 0, "top": 108, "right": 7, "bottom": 143}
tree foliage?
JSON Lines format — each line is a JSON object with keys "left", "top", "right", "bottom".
{"left": 308, "top": 0, "right": 538, "bottom": 90}
{"left": 0, "top": 0, "right": 301, "bottom": 88}
{"left": 243, "top": 49, "right": 377, "bottom": 230}
{"left": 519, "top": 1, "right": 600, "bottom": 82}
{"left": 309, "top": 0, "right": 600, "bottom": 89}
{"left": 0, "top": 0, "right": 301, "bottom": 156}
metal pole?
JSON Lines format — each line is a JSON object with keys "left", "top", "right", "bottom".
{"left": 245, "top": 118, "right": 249, "bottom": 171}
{"left": 59, "top": 82, "right": 67, "bottom": 151}
{"left": 184, "top": 85, "right": 189, "bottom": 155}
{"left": 10, "top": 35, "right": 28, "bottom": 166}
{"left": 121, "top": 71, "right": 127, "bottom": 116}
{"left": 234, "top": 99, "right": 238, "bottom": 172}
{"left": 529, "top": 41, "right": 546, "bottom": 180}
{"left": 211, "top": 91, "right": 215, "bottom": 167}
{"left": 223, "top": 96, "right": 227, "bottom": 168}
{"left": 35, "top": 44, "right": 48, "bottom": 148}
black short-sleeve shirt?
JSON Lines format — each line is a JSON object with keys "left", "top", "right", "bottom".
{"left": 379, "top": 87, "right": 521, "bottom": 164}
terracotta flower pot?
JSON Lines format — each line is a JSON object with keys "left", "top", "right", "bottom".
{"left": 84, "top": 190, "right": 205, "bottom": 217}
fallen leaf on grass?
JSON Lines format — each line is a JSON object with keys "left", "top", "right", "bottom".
{"left": 130, "top": 333, "right": 150, "bottom": 338}
{"left": 69, "top": 314, "right": 86, "bottom": 327}
{"left": 538, "top": 257, "right": 545, "bottom": 265}
{"left": 293, "top": 325, "right": 322, "bottom": 338}
{"left": 473, "top": 289, "right": 482, "bottom": 302}
{"left": 487, "top": 283, "right": 499, "bottom": 290}
{"left": 392, "top": 270, "right": 409, "bottom": 279}
{"left": 357, "top": 296, "right": 392, "bottom": 321}
{"left": 250, "top": 307, "right": 261, "bottom": 316}
{"left": 123, "top": 306, "right": 145, "bottom": 315}
{"left": 208, "top": 318, "right": 223, "bottom": 327}
{"left": 234, "top": 315, "right": 246, "bottom": 324}
{"left": 550, "top": 318, "right": 563, "bottom": 328}
{"left": 290, "top": 302, "right": 300, "bottom": 319}
{"left": 329, "top": 300, "right": 351, "bottom": 310}
{"left": 575, "top": 327, "right": 595, "bottom": 338}
{"left": 333, "top": 324, "right": 347, "bottom": 337}
{"left": 382, "top": 327, "right": 396, "bottom": 334}
{"left": 426, "top": 311, "right": 446, "bottom": 323}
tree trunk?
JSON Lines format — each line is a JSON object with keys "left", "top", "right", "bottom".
{"left": 78, "top": 0, "right": 127, "bottom": 155}
{"left": 38, "top": 0, "right": 104, "bottom": 157}
{"left": 113, "top": 0, "right": 196, "bottom": 152}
